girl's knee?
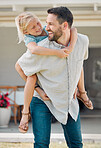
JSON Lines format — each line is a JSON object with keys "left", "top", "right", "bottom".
{"left": 27, "top": 74, "right": 37, "bottom": 82}
{"left": 15, "top": 62, "right": 21, "bottom": 71}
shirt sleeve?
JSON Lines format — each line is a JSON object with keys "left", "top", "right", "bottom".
{"left": 24, "top": 35, "right": 37, "bottom": 46}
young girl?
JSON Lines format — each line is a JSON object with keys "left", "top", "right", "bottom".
{"left": 15, "top": 12, "right": 93, "bottom": 133}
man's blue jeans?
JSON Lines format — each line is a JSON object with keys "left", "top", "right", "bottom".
{"left": 30, "top": 97, "right": 83, "bottom": 148}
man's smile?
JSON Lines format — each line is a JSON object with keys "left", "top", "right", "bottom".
{"left": 47, "top": 31, "right": 54, "bottom": 38}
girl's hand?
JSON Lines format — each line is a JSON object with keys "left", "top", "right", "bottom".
{"left": 57, "top": 49, "right": 69, "bottom": 58}
{"left": 62, "top": 47, "right": 73, "bottom": 55}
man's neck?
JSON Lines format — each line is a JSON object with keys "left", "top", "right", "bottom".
{"left": 57, "top": 30, "right": 70, "bottom": 46}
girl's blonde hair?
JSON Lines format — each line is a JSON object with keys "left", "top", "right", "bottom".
{"left": 15, "top": 12, "right": 38, "bottom": 44}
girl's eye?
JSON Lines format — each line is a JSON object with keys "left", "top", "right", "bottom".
{"left": 32, "top": 26, "right": 35, "bottom": 29}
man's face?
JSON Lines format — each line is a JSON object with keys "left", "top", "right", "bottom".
{"left": 46, "top": 14, "right": 63, "bottom": 42}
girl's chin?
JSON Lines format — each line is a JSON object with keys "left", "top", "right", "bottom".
{"left": 37, "top": 31, "right": 42, "bottom": 35}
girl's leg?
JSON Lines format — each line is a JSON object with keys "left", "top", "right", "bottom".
{"left": 15, "top": 62, "right": 27, "bottom": 82}
{"left": 15, "top": 62, "right": 38, "bottom": 132}
{"left": 78, "top": 67, "right": 85, "bottom": 92}
{"left": 19, "top": 74, "right": 37, "bottom": 133}
{"left": 23, "top": 75, "right": 37, "bottom": 113}
{"left": 77, "top": 67, "right": 93, "bottom": 110}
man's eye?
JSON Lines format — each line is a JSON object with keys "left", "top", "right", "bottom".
{"left": 49, "top": 23, "right": 52, "bottom": 25}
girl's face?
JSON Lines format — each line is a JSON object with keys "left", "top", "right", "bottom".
{"left": 26, "top": 18, "right": 43, "bottom": 36}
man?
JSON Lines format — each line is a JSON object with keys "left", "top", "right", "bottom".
{"left": 15, "top": 6, "right": 89, "bottom": 147}
{"left": 29, "top": 6, "right": 89, "bottom": 148}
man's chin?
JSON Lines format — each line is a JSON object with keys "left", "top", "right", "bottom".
{"left": 48, "top": 35, "right": 55, "bottom": 41}
{"left": 48, "top": 36, "right": 52, "bottom": 41}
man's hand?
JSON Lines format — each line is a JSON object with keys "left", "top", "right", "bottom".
{"left": 40, "top": 90, "right": 50, "bottom": 101}
{"left": 73, "top": 87, "right": 78, "bottom": 99}
{"left": 35, "top": 87, "right": 50, "bottom": 101}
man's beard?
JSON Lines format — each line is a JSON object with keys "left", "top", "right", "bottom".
{"left": 48, "top": 27, "right": 63, "bottom": 42}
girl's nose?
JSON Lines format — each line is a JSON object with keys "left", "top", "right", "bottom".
{"left": 36, "top": 25, "right": 41, "bottom": 30}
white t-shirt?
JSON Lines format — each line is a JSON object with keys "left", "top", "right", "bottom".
{"left": 18, "top": 33, "right": 89, "bottom": 124}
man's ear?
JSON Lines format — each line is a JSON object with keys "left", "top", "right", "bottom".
{"left": 62, "top": 22, "right": 68, "bottom": 30}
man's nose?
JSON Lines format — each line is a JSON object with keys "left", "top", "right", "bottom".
{"left": 45, "top": 25, "right": 49, "bottom": 31}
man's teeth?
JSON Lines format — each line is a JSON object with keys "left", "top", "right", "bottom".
{"left": 48, "top": 32, "right": 52, "bottom": 34}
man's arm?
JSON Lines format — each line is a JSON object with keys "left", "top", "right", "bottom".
{"left": 35, "top": 86, "right": 50, "bottom": 101}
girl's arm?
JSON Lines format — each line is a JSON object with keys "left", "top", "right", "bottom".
{"left": 63, "top": 27, "right": 77, "bottom": 55}
{"left": 27, "top": 41, "right": 68, "bottom": 58}
{"left": 69, "top": 27, "right": 77, "bottom": 51}
{"left": 27, "top": 27, "right": 77, "bottom": 58}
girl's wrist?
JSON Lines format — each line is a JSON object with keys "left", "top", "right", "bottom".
{"left": 67, "top": 44, "right": 74, "bottom": 51}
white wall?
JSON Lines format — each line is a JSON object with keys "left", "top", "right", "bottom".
{"left": 77, "top": 27, "right": 101, "bottom": 47}
{"left": 0, "top": 27, "right": 26, "bottom": 86}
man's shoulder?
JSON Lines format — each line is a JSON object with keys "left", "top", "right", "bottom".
{"left": 77, "top": 33, "right": 89, "bottom": 45}
{"left": 38, "top": 38, "right": 49, "bottom": 47}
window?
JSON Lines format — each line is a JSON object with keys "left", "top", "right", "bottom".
{"left": 93, "top": 59, "right": 101, "bottom": 83}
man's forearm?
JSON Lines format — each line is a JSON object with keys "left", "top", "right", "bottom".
{"left": 35, "top": 86, "right": 50, "bottom": 101}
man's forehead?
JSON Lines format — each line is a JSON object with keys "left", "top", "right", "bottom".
{"left": 46, "top": 14, "right": 57, "bottom": 22}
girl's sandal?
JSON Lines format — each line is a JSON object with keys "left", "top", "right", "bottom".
{"left": 18, "top": 112, "right": 31, "bottom": 133}
{"left": 77, "top": 91, "right": 93, "bottom": 110}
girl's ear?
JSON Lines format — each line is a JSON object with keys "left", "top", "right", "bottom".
{"left": 23, "top": 29, "right": 28, "bottom": 34}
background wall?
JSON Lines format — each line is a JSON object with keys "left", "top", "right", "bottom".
{"left": 0, "top": 27, "right": 26, "bottom": 86}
